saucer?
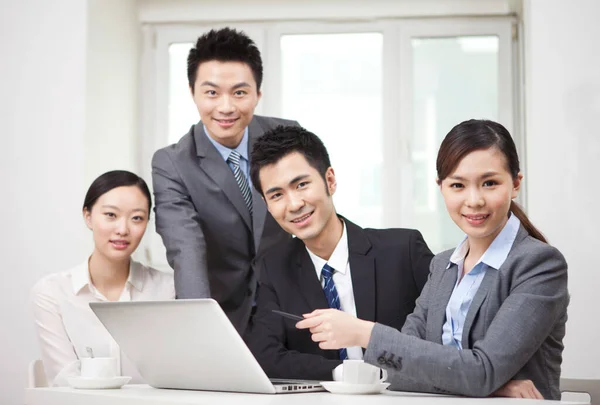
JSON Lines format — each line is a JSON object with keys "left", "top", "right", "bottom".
{"left": 67, "top": 376, "right": 131, "bottom": 389}
{"left": 320, "top": 381, "right": 391, "bottom": 395}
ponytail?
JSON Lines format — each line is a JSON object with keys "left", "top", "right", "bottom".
{"left": 510, "top": 201, "right": 547, "bottom": 243}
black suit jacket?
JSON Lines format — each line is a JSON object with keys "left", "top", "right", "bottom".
{"left": 245, "top": 218, "right": 433, "bottom": 381}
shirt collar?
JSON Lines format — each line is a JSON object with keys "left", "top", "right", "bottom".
{"left": 203, "top": 125, "right": 250, "bottom": 163}
{"left": 446, "top": 213, "right": 521, "bottom": 271}
{"left": 70, "top": 258, "right": 145, "bottom": 295}
{"left": 127, "top": 260, "right": 145, "bottom": 292}
{"left": 70, "top": 260, "right": 92, "bottom": 294}
{"left": 307, "top": 219, "right": 349, "bottom": 278}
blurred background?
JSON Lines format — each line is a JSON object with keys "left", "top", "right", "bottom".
{"left": 1, "top": 0, "right": 599, "bottom": 403}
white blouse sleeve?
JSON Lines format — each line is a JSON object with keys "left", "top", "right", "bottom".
{"left": 30, "top": 281, "right": 78, "bottom": 386}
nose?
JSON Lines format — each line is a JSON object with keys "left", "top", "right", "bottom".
{"left": 465, "top": 187, "right": 485, "bottom": 208}
{"left": 288, "top": 192, "right": 305, "bottom": 213}
{"left": 217, "top": 95, "right": 235, "bottom": 114}
{"left": 115, "top": 218, "right": 129, "bottom": 236}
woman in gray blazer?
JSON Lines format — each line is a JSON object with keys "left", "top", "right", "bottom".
{"left": 297, "top": 119, "right": 569, "bottom": 400}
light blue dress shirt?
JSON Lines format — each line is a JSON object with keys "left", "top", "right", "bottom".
{"left": 203, "top": 125, "right": 252, "bottom": 188}
{"left": 441, "top": 213, "right": 521, "bottom": 349}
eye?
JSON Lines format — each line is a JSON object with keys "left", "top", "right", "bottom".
{"left": 132, "top": 215, "right": 146, "bottom": 222}
{"left": 483, "top": 180, "right": 498, "bottom": 187}
{"left": 449, "top": 183, "right": 464, "bottom": 189}
{"left": 234, "top": 90, "right": 247, "bottom": 96}
{"left": 205, "top": 90, "right": 217, "bottom": 96}
{"left": 104, "top": 212, "right": 116, "bottom": 218}
{"left": 297, "top": 181, "right": 309, "bottom": 189}
{"left": 269, "top": 192, "right": 282, "bottom": 200}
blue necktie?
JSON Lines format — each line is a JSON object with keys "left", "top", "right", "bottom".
{"left": 227, "top": 151, "right": 253, "bottom": 215}
{"left": 321, "top": 263, "right": 348, "bottom": 360}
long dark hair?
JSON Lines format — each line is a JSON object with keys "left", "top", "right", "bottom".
{"left": 83, "top": 170, "right": 152, "bottom": 214}
{"left": 436, "top": 119, "right": 547, "bottom": 243}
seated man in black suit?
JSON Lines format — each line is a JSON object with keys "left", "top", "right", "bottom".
{"left": 245, "top": 125, "right": 434, "bottom": 381}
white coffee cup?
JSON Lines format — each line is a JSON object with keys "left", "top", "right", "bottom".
{"left": 80, "top": 357, "right": 118, "bottom": 379}
{"left": 342, "top": 359, "right": 388, "bottom": 384}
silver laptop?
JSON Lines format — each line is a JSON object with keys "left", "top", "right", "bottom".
{"left": 89, "top": 299, "right": 324, "bottom": 394}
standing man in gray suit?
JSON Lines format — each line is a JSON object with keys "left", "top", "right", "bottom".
{"left": 152, "top": 28, "right": 297, "bottom": 334}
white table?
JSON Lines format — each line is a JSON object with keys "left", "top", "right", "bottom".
{"left": 25, "top": 384, "right": 581, "bottom": 405}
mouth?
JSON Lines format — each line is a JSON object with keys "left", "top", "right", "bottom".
{"left": 462, "top": 214, "right": 490, "bottom": 226}
{"left": 290, "top": 211, "right": 314, "bottom": 226}
{"left": 109, "top": 240, "right": 130, "bottom": 250}
{"left": 213, "top": 118, "right": 239, "bottom": 128}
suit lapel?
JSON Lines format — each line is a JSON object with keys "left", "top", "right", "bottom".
{"left": 294, "top": 239, "right": 330, "bottom": 310}
{"left": 459, "top": 226, "right": 528, "bottom": 348}
{"left": 248, "top": 119, "right": 267, "bottom": 251}
{"left": 460, "top": 268, "right": 497, "bottom": 349}
{"left": 194, "top": 123, "right": 252, "bottom": 230}
{"left": 428, "top": 265, "right": 457, "bottom": 344}
{"left": 345, "top": 219, "right": 376, "bottom": 323}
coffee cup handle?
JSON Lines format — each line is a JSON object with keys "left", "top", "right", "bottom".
{"left": 380, "top": 369, "right": 388, "bottom": 382}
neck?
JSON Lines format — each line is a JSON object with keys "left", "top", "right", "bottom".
{"left": 206, "top": 127, "right": 244, "bottom": 149}
{"left": 88, "top": 250, "right": 130, "bottom": 292}
{"left": 304, "top": 214, "right": 343, "bottom": 261}
{"left": 465, "top": 215, "right": 509, "bottom": 265}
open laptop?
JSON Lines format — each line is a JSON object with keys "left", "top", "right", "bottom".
{"left": 89, "top": 299, "right": 324, "bottom": 394}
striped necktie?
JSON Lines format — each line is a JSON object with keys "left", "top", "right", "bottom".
{"left": 321, "top": 263, "right": 348, "bottom": 360}
{"left": 227, "top": 150, "right": 253, "bottom": 215}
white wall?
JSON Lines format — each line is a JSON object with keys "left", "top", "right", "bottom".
{"left": 523, "top": 0, "right": 600, "bottom": 378}
{"left": 0, "top": 0, "right": 88, "bottom": 403}
{"left": 139, "top": 0, "right": 516, "bottom": 23}
{"left": 86, "top": 0, "right": 140, "bottom": 184}
{"left": 0, "top": 0, "right": 140, "bottom": 403}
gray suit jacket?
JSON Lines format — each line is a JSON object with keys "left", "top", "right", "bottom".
{"left": 364, "top": 225, "right": 569, "bottom": 400}
{"left": 151, "top": 115, "right": 297, "bottom": 334}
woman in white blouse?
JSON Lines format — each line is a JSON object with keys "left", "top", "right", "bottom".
{"left": 31, "top": 170, "right": 175, "bottom": 386}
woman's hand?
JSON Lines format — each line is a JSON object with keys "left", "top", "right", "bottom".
{"left": 492, "top": 379, "right": 543, "bottom": 399}
{"left": 295, "top": 308, "right": 375, "bottom": 349}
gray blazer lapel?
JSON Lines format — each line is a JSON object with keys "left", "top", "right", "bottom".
{"left": 461, "top": 268, "right": 497, "bottom": 348}
{"left": 248, "top": 118, "right": 267, "bottom": 251}
{"left": 460, "top": 226, "right": 528, "bottom": 348}
{"left": 194, "top": 124, "right": 252, "bottom": 230}
{"left": 428, "top": 265, "right": 457, "bottom": 343}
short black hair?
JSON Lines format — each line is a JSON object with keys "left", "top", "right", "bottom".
{"left": 83, "top": 170, "right": 152, "bottom": 214}
{"left": 187, "top": 27, "right": 263, "bottom": 93}
{"left": 250, "top": 125, "right": 332, "bottom": 195}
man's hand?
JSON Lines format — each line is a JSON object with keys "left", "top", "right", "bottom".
{"left": 295, "top": 308, "right": 375, "bottom": 349}
{"left": 493, "top": 379, "right": 543, "bottom": 399}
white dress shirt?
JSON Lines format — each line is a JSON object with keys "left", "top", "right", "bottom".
{"left": 30, "top": 259, "right": 175, "bottom": 386}
{"left": 306, "top": 221, "right": 363, "bottom": 360}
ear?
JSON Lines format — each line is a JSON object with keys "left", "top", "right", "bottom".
{"left": 436, "top": 177, "right": 442, "bottom": 187}
{"left": 83, "top": 208, "right": 93, "bottom": 230}
{"left": 326, "top": 167, "right": 337, "bottom": 196}
{"left": 189, "top": 85, "right": 195, "bottom": 98}
{"left": 256, "top": 89, "right": 263, "bottom": 103}
{"left": 512, "top": 172, "right": 523, "bottom": 199}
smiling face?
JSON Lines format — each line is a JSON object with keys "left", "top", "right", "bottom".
{"left": 439, "top": 147, "right": 522, "bottom": 250}
{"left": 83, "top": 186, "right": 149, "bottom": 262}
{"left": 259, "top": 152, "right": 338, "bottom": 244}
{"left": 191, "top": 60, "right": 261, "bottom": 148}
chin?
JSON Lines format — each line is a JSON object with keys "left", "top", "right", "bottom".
{"left": 295, "top": 229, "right": 318, "bottom": 242}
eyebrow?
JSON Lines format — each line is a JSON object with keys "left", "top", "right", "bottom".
{"left": 448, "top": 171, "right": 500, "bottom": 181}
{"left": 198, "top": 81, "right": 252, "bottom": 90}
{"left": 100, "top": 205, "right": 147, "bottom": 214}
{"left": 264, "top": 174, "right": 310, "bottom": 195}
